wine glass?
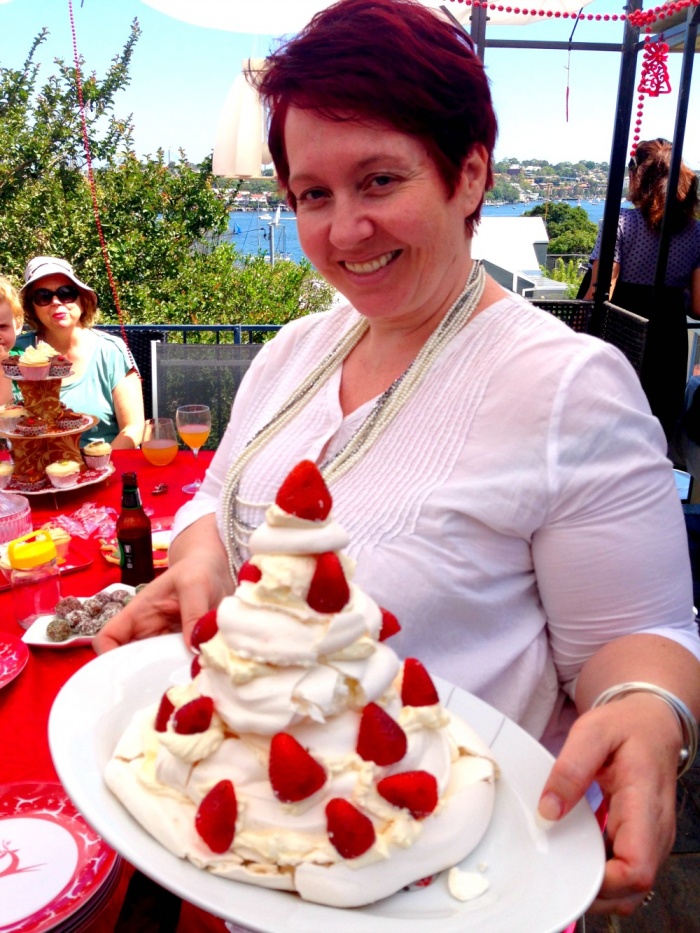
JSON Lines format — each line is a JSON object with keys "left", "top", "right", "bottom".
{"left": 141, "top": 418, "right": 178, "bottom": 467}
{"left": 175, "top": 405, "right": 211, "bottom": 494}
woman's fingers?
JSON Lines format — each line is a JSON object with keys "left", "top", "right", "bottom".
{"left": 538, "top": 698, "right": 680, "bottom": 914}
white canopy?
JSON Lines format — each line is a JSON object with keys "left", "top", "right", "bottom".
{"left": 140, "top": 0, "right": 594, "bottom": 34}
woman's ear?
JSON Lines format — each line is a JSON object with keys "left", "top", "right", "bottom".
{"left": 458, "top": 144, "right": 490, "bottom": 217}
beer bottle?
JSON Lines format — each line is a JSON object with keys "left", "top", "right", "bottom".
{"left": 116, "top": 472, "right": 155, "bottom": 586}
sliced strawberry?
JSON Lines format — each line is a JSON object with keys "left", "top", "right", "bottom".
{"left": 172, "top": 696, "right": 214, "bottom": 734}
{"left": 356, "top": 702, "right": 407, "bottom": 765}
{"left": 238, "top": 560, "right": 262, "bottom": 584}
{"left": 195, "top": 780, "right": 237, "bottom": 853}
{"left": 191, "top": 610, "right": 218, "bottom": 651}
{"left": 190, "top": 655, "right": 201, "bottom": 678}
{"left": 275, "top": 460, "right": 332, "bottom": 521}
{"left": 376, "top": 770, "right": 438, "bottom": 819}
{"left": 154, "top": 692, "right": 175, "bottom": 732}
{"left": 306, "top": 552, "right": 350, "bottom": 613}
{"left": 378, "top": 607, "right": 401, "bottom": 641}
{"left": 269, "top": 733, "right": 327, "bottom": 802}
{"left": 326, "top": 798, "right": 376, "bottom": 859}
{"left": 401, "top": 658, "right": 439, "bottom": 706}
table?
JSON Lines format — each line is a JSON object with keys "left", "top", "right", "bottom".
{"left": 0, "top": 448, "right": 216, "bottom": 932}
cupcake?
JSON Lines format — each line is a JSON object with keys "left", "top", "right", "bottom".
{"left": 1, "top": 355, "right": 21, "bottom": 379}
{"left": 0, "top": 405, "right": 27, "bottom": 434}
{"left": 45, "top": 460, "right": 81, "bottom": 489}
{"left": 18, "top": 346, "right": 51, "bottom": 380}
{"left": 0, "top": 461, "right": 14, "bottom": 490}
{"left": 49, "top": 354, "right": 72, "bottom": 377}
{"left": 12, "top": 470, "right": 47, "bottom": 492}
{"left": 14, "top": 416, "right": 48, "bottom": 436}
{"left": 41, "top": 523, "right": 72, "bottom": 562}
{"left": 56, "top": 409, "right": 86, "bottom": 431}
{"left": 82, "top": 439, "right": 112, "bottom": 470}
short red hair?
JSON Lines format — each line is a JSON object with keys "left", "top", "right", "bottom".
{"left": 254, "top": 0, "right": 497, "bottom": 233}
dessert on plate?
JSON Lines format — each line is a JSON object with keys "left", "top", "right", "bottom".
{"left": 45, "top": 459, "right": 81, "bottom": 488}
{"left": 17, "top": 346, "right": 52, "bottom": 380}
{"left": 83, "top": 439, "right": 112, "bottom": 469}
{"left": 105, "top": 461, "right": 497, "bottom": 908}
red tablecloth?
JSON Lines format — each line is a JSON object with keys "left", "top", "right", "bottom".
{"left": 0, "top": 448, "right": 213, "bottom": 784}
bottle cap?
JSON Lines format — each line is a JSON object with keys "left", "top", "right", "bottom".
{"left": 7, "top": 530, "right": 58, "bottom": 570}
{"left": 121, "top": 472, "right": 137, "bottom": 486}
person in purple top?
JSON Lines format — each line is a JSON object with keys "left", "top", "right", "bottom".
{"left": 586, "top": 138, "right": 700, "bottom": 442}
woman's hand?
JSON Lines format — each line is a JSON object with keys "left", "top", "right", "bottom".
{"left": 111, "top": 370, "right": 145, "bottom": 450}
{"left": 538, "top": 693, "right": 681, "bottom": 915}
{"left": 94, "top": 514, "right": 234, "bottom": 653}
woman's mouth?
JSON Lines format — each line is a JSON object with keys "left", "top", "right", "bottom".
{"left": 342, "top": 250, "right": 400, "bottom": 275}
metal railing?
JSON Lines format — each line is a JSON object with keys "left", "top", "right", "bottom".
{"left": 96, "top": 323, "right": 282, "bottom": 345}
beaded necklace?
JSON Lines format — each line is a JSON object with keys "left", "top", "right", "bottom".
{"left": 221, "top": 260, "right": 486, "bottom": 577}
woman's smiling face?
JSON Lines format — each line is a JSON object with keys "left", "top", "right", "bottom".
{"left": 285, "top": 107, "right": 488, "bottom": 330}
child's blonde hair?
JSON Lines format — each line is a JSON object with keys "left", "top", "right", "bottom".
{"left": 0, "top": 276, "right": 24, "bottom": 328}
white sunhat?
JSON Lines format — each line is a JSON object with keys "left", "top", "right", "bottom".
{"left": 20, "top": 256, "right": 98, "bottom": 304}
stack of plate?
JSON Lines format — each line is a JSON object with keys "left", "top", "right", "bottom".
{"left": 0, "top": 782, "right": 122, "bottom": 933}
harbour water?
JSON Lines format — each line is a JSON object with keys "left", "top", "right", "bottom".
{"left": 228, "top": 199, "right": 609, "bottom": 265}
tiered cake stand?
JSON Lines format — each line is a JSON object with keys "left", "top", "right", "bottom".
{"left": 0, "top": 374, "right": 114, "bottom": 494}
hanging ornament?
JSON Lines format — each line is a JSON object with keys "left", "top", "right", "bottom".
{"left": 637, "top": 38, "right": 672, "bottom": 97}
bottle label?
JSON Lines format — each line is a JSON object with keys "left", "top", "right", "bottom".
{"left": 118, "top": 537, "right": 154, "bottom": 585}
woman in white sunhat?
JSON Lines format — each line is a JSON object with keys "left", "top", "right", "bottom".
{"left": 20, "top": 256, "right": 144, "bottom": 448}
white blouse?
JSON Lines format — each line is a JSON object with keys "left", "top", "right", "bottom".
{"left": 173, "top": 293, "right": 700, "bottom": 741}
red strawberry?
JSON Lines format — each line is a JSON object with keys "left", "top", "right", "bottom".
{"left": 195, "top": 780, "right": 237, "bottom": 853}
{"left": 376, "top": 771, "right": 438, "bottom": 819}
{"left": 275, "top": 460, "right": 332, "bottom": 521}
{"left": 378, "top": 607, "right": 401, "bottom": 641}
{"left": 401, "top": 658, "right": 439, "bottom": 707}
{"left": 356, "top": 702, "right": 407, "bottom": 765}
{"left": 191, "top": 610, "right": 218, "bottom": 651}
{"left": 154, "top": 692, "right": 175, "bottom": 732}
{"left": 172, "top": 696, "right": 214, "bottom": 734}
{"left": 238, "top": 560, "right": 262, "bottom": 584}
{"left": 326, "top": 798, "right": 376, "bottom": 859}
{"left": 269, "top": 733, "right": 327, "bottom": 802}
{"left": 306, "top": 552, "right": 350, "bottom": 613}
{"left": 190, "top": 655, "right": 201, "bottom": 678}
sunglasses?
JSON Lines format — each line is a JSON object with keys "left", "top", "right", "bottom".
{"left": 31, "top": 285, "right": 80, "bottom": 307}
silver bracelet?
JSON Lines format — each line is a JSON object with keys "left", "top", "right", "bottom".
{"left": 592, "top": 682, "right": 698, "bottom": 778}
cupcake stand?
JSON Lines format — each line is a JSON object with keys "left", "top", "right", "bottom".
{"left": 0, "top": 375, "right": 114, "bottom": 494}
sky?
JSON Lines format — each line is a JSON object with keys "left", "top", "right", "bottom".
{"left": 0, "top": 0, "right": 698, "bottom": 169}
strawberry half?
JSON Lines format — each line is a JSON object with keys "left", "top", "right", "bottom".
{"left": 191, "top": 610, "right": 218, "bottom": 652}
{"left": 238, "top": 560, "right": 262, "bottom": 584}
{"left": 401, "top": 658, "right": 439, "bottom": 706}
{"left": 190, "top": 655, "right": 201, "bottom": 678}
{"left": 306, "top": 552, "right": 350, "bottom": 613}
{"left": 154, "top": 692, "right": 175, "bottom": 732}
{"left": 195, "top": 780, "right": 237, "bottom": 853}
{"left": 376, "top": 770, "right": 438, "bottom": 819}
{"left": 269, "top": 733, "right": 327, "bottom": 802}
{"left": 326, "top": 798, "right": 376, "bottom": 859}
{"left": 172, "top": 696, "right": 215, "bottom": 734}
{"left": 275, "top": 460, "right": 332, "bottom": 521}
{"left": 378, "top": 607, "right": 401, "bottom": 641}
{"left": 356, "top": 702, "right": 407, "bottom": 765}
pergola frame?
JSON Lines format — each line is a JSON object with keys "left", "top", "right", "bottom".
{"left": 452, "top": 1, "right": 699, "bottom": 329}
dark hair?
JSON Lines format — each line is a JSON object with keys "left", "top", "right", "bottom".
{"left": 253, "top": 0, "right": 497, "bottom": 234}
{"left": 630, "top": 138, "right": 699, "bottom": 234}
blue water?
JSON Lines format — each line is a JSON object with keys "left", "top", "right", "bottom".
{"left": 228, "top": 199, "right": 608, "bottom": 265}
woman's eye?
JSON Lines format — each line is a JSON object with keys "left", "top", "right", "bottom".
{"left": 369, "top": 174, "right": 395, "bottom": 189}
{"left": 298, "top": 187, "right": 327, "bottom": 203}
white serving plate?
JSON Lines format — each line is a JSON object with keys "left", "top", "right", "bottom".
{"left": 22, "top": 582, "right": 136, "bottom": 648}
{"left": 49, "top": 635, "right": 606, "bottom": 933}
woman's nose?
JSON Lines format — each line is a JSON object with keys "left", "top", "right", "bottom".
{"left": 328, "top": 198, "right": 374, "bottom": 249}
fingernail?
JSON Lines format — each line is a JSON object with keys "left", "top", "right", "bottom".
{"left": 536, "top": 792, "right": 564, "bottom": 830}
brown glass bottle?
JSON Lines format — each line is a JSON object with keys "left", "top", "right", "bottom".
{"left": 116, "top": 472, "right": 155, "bottom": 586}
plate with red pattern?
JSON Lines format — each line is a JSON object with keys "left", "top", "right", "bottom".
{"left": 0, "top": 635, "right": 28, "bottom": 690}
{"left": 0, "top": 782, "right": 119, "bottom": 933}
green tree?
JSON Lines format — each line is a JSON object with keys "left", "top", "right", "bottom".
{"left": 524, "top": 202, "right": 597, "bottom": 255}
{"left": 0, "top": 26, "right": 334, "bottom": 329}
